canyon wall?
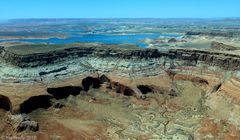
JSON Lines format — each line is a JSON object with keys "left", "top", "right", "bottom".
{"left": 1, "top": 45, "right": 240, "bottom": 71}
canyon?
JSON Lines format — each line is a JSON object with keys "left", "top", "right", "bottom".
{"left": 0, "top": 42, "right": 240, "bottom": 139}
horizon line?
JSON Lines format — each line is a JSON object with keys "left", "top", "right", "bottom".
{"left": 1, "top": 17, "right": 240, "bottom": 20}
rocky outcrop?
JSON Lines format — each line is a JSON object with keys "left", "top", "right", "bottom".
{"left": 1, "top": 43, "right": 240, "bottom": 71}
{"left": 81, "top": 75, "right": 135, "bottom": 96}
{"left": 99, "top": 75, "right": 111, "bottom": 84}
{"left": 168, "top": 48, "right": 240, "bottom": 70}
{"left": 46, "top": 75, "right": 135, "bottom": 99}
{"left": 1, "top": 44, "right": 240, "bottom": 74}
{"left": 172, "top": 74, "right": 209, "bottom": 85}
{"left": 19, "top": 95, "right": 53, "bottom": 114}
{"left": 39, "top": 66, "right": 67, "bottom": 76}
{"left": 185, "top": 31, "right": 235, "bottom": 37}
{"left": 211, "top": 83, "right": 222, "bottom": 93}
{"left": 137, "top": 85, "right": 154, "bottom": 94}
{"left": 211, "top": 41, "right": 239, "bottom": 51}
{"left": 0, "top": 46, "right": 4, "bottom": 53}
{"left": 168, "top": 38, "right": 178, "bottom": 43}
{"left": 0, "top": 44, "right": 240, "bottom": 83}
{"left": 110, "top": 82, "right": 135, "bottom": 96}
{"left": 137, "top": 85, "right": 165, "bottom": 94}
{"left": 47, "top": 86, "right": 82, "bottom": 99}
{"left": 82, "top": 76, "right": 101, "bottom": 91}
{"left": 0, "top": 46, "right": 163, "bottom": 68}
{"left": 0, "top": 95, "right": 12, "bottom": 111}
{"left": 8, "top": 114, "right": 39, "bottom": 132}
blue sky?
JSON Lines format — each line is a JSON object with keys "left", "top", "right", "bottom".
{"left": 0, "top": 0, "right": 239, "bottom": 19}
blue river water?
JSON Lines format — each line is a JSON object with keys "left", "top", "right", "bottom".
{"left": 0, "top": 33, "right": 180, "bottom": 48}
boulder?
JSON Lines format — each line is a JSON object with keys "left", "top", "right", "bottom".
{"left": 8, "top": 114, "right": 39, "bottom": 132}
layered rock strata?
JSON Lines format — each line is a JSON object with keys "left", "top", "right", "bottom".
{"left": 1, "top": 45, "right": 240, "bottom": 71}
{"left": 1, "top": 43, "right": 240, "bottom": 138}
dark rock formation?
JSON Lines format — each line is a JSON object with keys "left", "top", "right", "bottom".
{"left": 39, "top": 67, "right": 67, "bottom": 76}
{"left": 192, "top": 77, "right": 209, "bottom": 85}
{"left": 2, "top": 44, "right": 240, "bottom": 71}
{"left": 168, "top": 48, "right": 240, "bottom": 70}
{"left": 82, "top": 76, "right": 101, "bottom": 91}
{"left": 168, "top": 38, "right": 177, "bottom": 43}
{"left": 0, "top": 45, "right": 164, "bottom": 68}
{"left": 0, "top": 46, "right": 4, "bottom": 53}
{"left": 19, "top": 95, "right": 53, "bottom": 114}
{"left": 17, "top": 120, "right": 39, "bottom": 132}
{"left": 99, "top": 75, "right": 112, "bottom": 88}
{"left": 137, "top": 85, "right": 154, "bottom": 94}
{"left": 137, "top": 85, "right": 165, "bottom": 95}
{"left": 99, "top": 75, "right": 111, "bottom": 84}
{"left": 211, "top": 83, "right": 222, "bottom": 93}
{"left": 47, "top": 86, "right": 82, "bottom": 99}
{"left": 111, "top": 82, "right": 135, "bottom": 96}
{"left": 8, "top": 114, "right": 39, "bottom": 132}
{"left": 0, "top": 95, "right": 12, "bottom": 111}
{"left": 185, "top": 31, "right": 235, "bottom": 37}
